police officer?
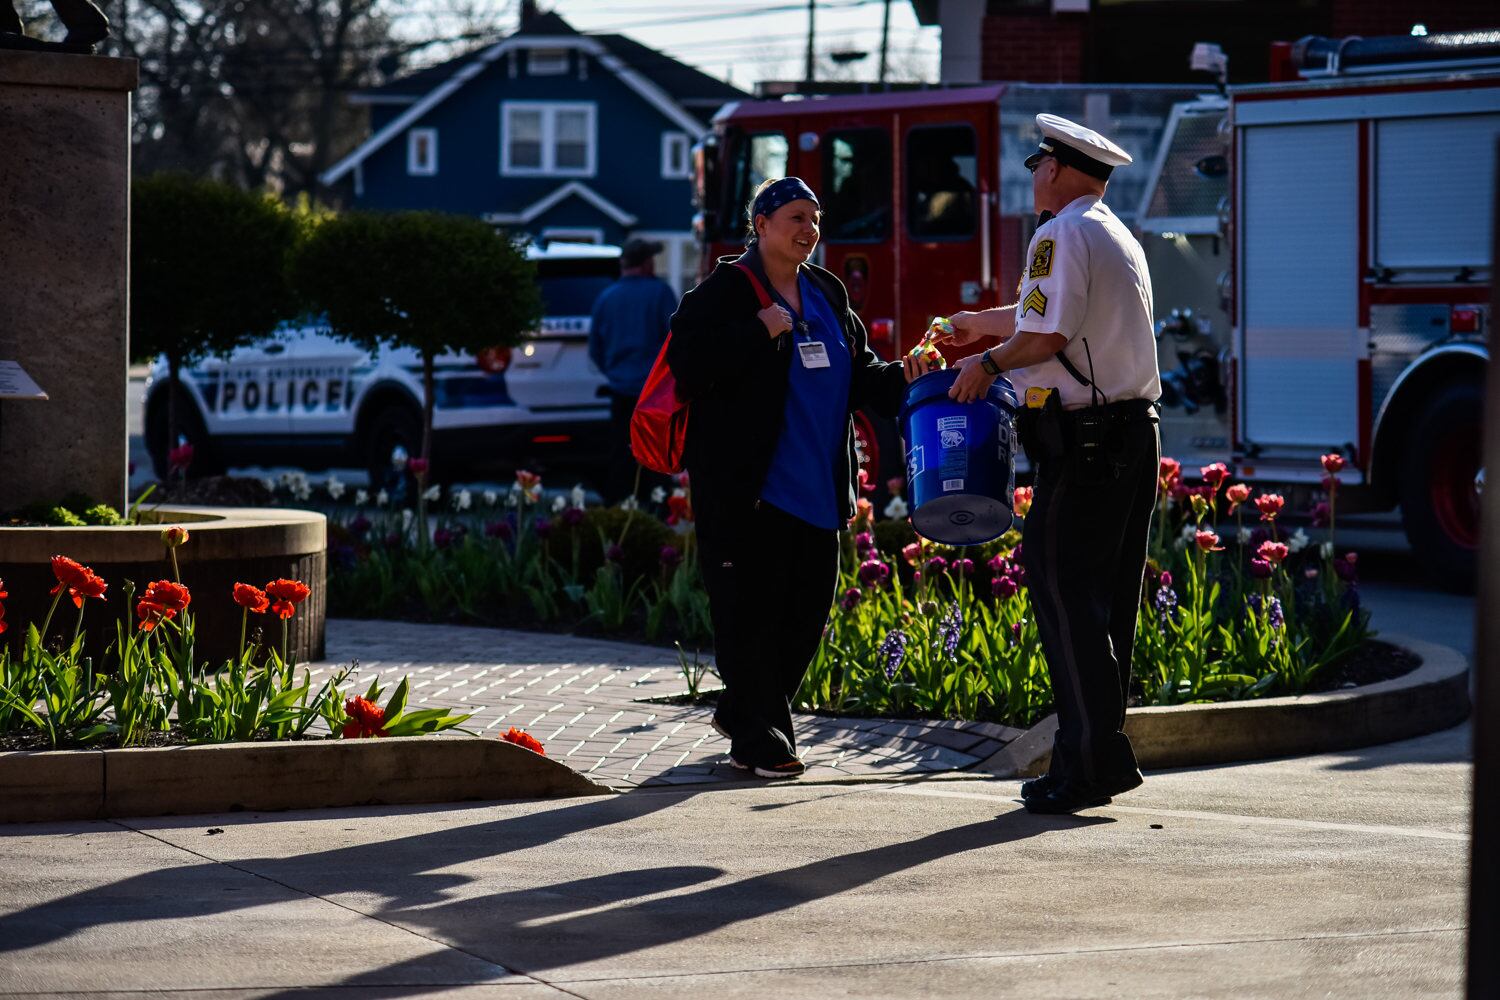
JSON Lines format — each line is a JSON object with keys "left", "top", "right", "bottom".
{"left": 941, "top": 114, "right": 1162, "bottom": 814}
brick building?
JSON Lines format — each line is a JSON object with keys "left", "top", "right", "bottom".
{"left": 911, "top": 0, "right": 1499, "bottom": 83}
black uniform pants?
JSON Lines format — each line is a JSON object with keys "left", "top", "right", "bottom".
{"left": 1022, "top": 414, "right": 1159, "bottom": 786}
{"left": 696, "top": 501, "right": 840, "bottom": 761}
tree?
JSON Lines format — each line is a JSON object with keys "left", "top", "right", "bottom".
{"left": 290, "top": 210, "right": 541, "bottom": 484}
{"left": 131, "top": 173, "right": 300, "bottom": 473}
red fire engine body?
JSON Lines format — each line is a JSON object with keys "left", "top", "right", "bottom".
{"left": 692, "top": 33, "right": 1494, "bottom": 584}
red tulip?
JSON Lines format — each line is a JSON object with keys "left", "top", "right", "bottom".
{"left": 1200, "top": 462, "right": 1230, "bottom": 492}
{"left": 1254, "top": 493, "right": 1285, "bottom": 521}
{"left": 1225, "top": 483, "right": 1251, "bottom": 513}
{"left": 1321, "top": 453, "right": 1345, "bottom": 475}
{"left": 233, "top": 583, "right": 269, "bottom": 614}
{"left": 501, "top": 727, "right": 545, "bottom": 755}
{"left": 1256, "top": 541, "right": 1289, "bottom": 564}
{"left": 1195, "top": 529, "right": 1223, "bottom": 552}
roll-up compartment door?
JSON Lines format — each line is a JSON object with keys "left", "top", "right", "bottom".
{"left": 1239, "top": 121, "right": 1359, "bottom": 449}
{"left": 1376, "top": 113, "right": 1500, "bottom": 274}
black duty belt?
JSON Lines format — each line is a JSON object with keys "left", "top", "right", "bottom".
{"left": 1064, "top": 398, "right": 1157, "bottom": 423}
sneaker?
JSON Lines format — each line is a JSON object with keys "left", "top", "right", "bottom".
{"left": 753, "top": 756, "right": 806, "bottom": 779}
{"left": 727, "top": 753, "right": 751, "bottom": 771}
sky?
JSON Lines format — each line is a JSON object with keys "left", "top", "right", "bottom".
{"left": 397, "top": 0, "right": 943, "bottom": 89}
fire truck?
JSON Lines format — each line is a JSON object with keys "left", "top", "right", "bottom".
{"left": 1138, "top": 32, "right": 1497, "bottom": 588}
{"left": 692, "top": 33, "right": 1494, "bottom": 587}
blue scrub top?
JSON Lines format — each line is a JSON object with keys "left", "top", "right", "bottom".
{"left": 759, "top": 273, "right": 852, "bottom": 530}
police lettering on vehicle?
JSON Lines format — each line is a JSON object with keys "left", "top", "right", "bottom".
{"left": 200, "top": 367, "right": 354, "bottom": 415}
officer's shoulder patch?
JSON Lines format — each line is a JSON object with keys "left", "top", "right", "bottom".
{"left": 1021, "top": 286, "right": 1048, "bottom": 318}
{"left": 1029, "top": 239, "right": 1054, "bottom": 279}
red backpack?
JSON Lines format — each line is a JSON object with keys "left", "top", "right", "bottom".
{"left": 630, "top": 262, "right": 772, "bottom": 474}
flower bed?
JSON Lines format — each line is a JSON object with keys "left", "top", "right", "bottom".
{"left": 0, "top": 532, "right": 474, "bottom": 753}
{"left": 297, "top": 456, "right": 1379, "bottom": 732}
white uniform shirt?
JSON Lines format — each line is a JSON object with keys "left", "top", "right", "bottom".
{"left": 1009, "top": 195, "right": 1161, "bottom": 410}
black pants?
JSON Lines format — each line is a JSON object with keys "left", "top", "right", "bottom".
{"left": 696, "top": 501, "right": 840, "bottom": 761}
{"left": 1023, "top": 415, "right": 1159, "bottom": 786}
{"left": 606, "top": 392, "right": 670, "bottom": 506}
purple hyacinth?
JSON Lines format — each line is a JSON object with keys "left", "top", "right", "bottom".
{"left": 877, "top": 629, "right": 909, "bottom": 679}
{"left": 937, "top": 601, "right": 963, "bottom": 660}
{"left": 1153, "top": 582, "right": 1178, "bottom": 633}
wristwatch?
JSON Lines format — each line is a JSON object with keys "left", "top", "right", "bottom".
{"left": 979, "top": 349, "right": 1001, "bottom": 376}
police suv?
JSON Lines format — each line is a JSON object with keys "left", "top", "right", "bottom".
{"left": 144, "top": 242, "right": 620, "bottom": 486}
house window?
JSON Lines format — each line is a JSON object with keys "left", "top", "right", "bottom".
{"left": 502, "top": 102, "right": 597, "bottom": 177}
{"left": 661, "top": 132, "right": 690, "bottom": 179}
{"left": 527, "top": 48, "right": 569, "bottom": 75}
{"left": 407, "top": 128, "right": 437, "bottom": 176}
{"left": 541, "top": 227, "right": 603, "bottom": 245}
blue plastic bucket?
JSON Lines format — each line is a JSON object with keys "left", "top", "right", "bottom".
{"left": 898, "top": 369, "right": 1019, "bottom": 545}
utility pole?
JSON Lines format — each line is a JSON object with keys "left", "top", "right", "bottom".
{"left": 878, "top": 0, "right": 892, "bottom": 83}
{"left": 805, "top": 0, "right": 816, "bottom": 87}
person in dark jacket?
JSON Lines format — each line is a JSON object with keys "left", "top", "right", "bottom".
{"left": 667, "top": 176, "right": 929, "bottom": 777}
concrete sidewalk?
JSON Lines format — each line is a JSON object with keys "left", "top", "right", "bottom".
{"left": 0, "top": 724, "right": 1471, "bottom": 998}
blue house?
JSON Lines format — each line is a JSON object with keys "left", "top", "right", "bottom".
{"left": 320, "top": 8, "right": 747, "bottom": 293}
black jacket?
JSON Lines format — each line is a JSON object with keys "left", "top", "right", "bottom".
{"left": 666, "top": 251, "right": 906, "bottom": 531}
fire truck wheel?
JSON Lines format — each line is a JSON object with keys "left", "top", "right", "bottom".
{"left": 1398, "top": 376, "right": 1481, "bottom": 592}
{"left": 145, "top": 384, "right": 223, "bottom": 481}
{"left": 854, "top": 410, "right": 903, "bottom": 511}
{"left": 362, "top": 403, "right": 423, "bottom": 501}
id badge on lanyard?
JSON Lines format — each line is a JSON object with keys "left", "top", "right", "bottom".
{"left": 793, "top": 319, "right": 831, "bottom": 369}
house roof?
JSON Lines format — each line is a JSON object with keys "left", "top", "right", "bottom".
{"left": 349, "top": 13, "right": 744, "bottom": 115}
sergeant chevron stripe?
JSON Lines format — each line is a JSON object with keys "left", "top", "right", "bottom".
{"left": 1021, "top": 286, "right": 1049, "bottom": 318}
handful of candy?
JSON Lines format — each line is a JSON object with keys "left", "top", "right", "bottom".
{"left": 907, "top": 317, "right": 953, "bottom": 370}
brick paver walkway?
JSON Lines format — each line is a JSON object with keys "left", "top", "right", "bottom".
{"left": 308, "top": 619, "right": 1023, "bottom": 791}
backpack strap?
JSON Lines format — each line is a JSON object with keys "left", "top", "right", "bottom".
{"left": 731, "top": 262, "right": 774, "bottom": 309}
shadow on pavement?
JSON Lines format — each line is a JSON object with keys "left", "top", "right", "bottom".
{"left": 3, "top": 787, "right": 1105, "bottom": 995}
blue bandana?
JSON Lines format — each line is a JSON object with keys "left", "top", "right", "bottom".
{"left": 752, "top": 176, "right": 819, "bottom": 225}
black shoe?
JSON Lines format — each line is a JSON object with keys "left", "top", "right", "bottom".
{"left": 1095, "top": 767, "right": 1144, "bottom": 798}
{"left": 1021, "top": 773, "right": 1059, "bottom": 802}
{"left": 1023, "top": 780, "right": 1112, "bottom": 815}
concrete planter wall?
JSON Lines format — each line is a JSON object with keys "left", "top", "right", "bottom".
{"left": 0, "top": 734, "right": 612, "bottom": 823}
{"left": 0, "top": 506, "right": 327, "bottom": 664}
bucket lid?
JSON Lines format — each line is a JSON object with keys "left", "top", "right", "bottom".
{"left": 901, "top": 368, "right": 1018, "bottom": 415}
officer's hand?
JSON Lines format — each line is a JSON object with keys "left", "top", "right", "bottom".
{"left": 939, "top": 311, "right": 983, "bottom": 347}
{"left": 759, "top": 304, "right": 793, "bottom": 339}
{"left": 947, "top": 353, "right": 998, "bottom": 403}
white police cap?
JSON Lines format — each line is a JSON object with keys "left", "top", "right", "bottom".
{"left": 1024, "top": 113, "right": 1133, "bottom": 180}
